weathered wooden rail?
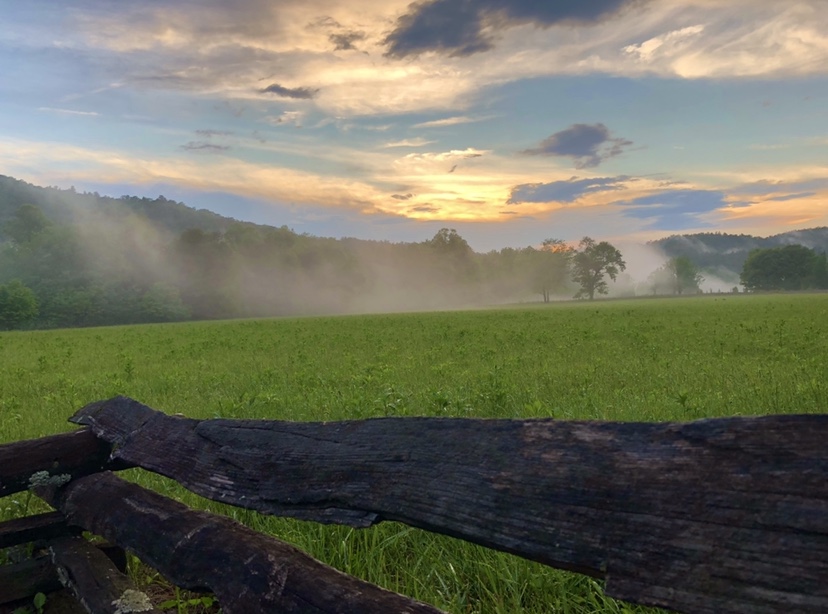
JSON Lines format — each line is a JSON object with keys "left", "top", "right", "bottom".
{"left": 1, "top": 396, "right": 827, "bottom": 613}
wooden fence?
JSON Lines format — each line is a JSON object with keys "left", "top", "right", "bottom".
{"left": 1, "top": 396, "right": 826, "bottom": 613}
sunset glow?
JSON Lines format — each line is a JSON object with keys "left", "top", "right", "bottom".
{"left": 1, "top": 0, "right": 827, "bottom": 250}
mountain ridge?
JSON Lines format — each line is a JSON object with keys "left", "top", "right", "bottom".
{"left": 2, "top": 173, "right": 826, "bottom": 270}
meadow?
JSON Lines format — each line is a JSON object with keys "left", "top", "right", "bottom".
{"left": 1, "top": 293, "right": 827, "bottom": 613}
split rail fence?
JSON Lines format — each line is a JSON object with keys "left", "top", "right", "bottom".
{"left": 1, "top": 396, "right": 827, "bottom": 613}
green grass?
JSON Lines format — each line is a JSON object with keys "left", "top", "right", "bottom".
{"left": 2, "top": 293, "right": 827, "bottom": 612}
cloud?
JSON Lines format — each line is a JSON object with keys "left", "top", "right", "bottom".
{"left": 523, "top": 123, "right": 633, "bottom": 168}
{"left": 410, "top": 204, "right": 440, "bottom": 213}
{"left": 413, "top": 115, "right": 486, "bottom": 128}
{"left": 181, "top": 141, "right": 231, "bottom": 152}
{"left": 623, "top": 25, "right": 705, "bottom": 61}
{"left": 384, "top": 0, "right": 643, "bottom": 57}
{"left": 48, "top": 0, "right": 828, "bottom": 122}
{"left": 383, "top": 138, "right": 436, "bottom": 148}
{"left": 259, "top": 83, "right": 318, "bottom": 99}
{"left": 195, "top": 129, "right": 233, "bottom": 137}
{"left": 619, "top": 189, "right": 727, "bottom": 230}
{"left": 404, "top": 147, "right": 489, "bottom": 162}
{"left": 330, "top": 31, "right": 366, "bottom": 51}
{"left": 731, "top": 178, "right": 828, "bottom": 196}
{"left": 392, "top": 193, "right": 414, "bottom": 200}
{"left": 38, "top": 107, "right": 99, "bottom": 116}
{"left": 266, "top": 111, "right": 304, "bottom": 127}
{"left": 508, "top": 176, "right": 630, "bottom": 204}
{"left": 765, "top": 192, "right": 817, "bottom": 202}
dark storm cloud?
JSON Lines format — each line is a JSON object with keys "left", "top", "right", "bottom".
{"left": 507, "top": 175, "right": 630, "bottom": 204}
{"left": 330, "top": 31, "right": 367, "bottom": 51}
{"left": 384, "top": 0, "right": 643, "bottom": 57}
{"left": 181, "top": 141, "right": 230, "bottom": 152}
{"left": 522, "top": 123, "right": 632, "bottom": 168}
{"left": 385, "top": 1, "right": 491, "bottom": 57}
{"left": 259, "top": 83, "right": 318, "bottom": 99}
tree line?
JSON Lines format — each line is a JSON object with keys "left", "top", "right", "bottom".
{"left": 0, "top": 195, "right": 823, "bottom": 331}
{"left": 0, "top": 202, "right": 634, "bottom": 329}
{"left": 740, "top": 244, "right": 828, "bottom": 292}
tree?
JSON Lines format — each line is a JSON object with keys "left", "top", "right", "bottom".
{"left": 813, "top": 252, "right": 828, "bottom": 290}
{"left": 571, "top": 237, "right": 626, "bottom": 300}
{"left": 427, "top": 228, "right": 477, "bottom": 282}
{"left": 648, "top": 257, "right": 704, "bottom": 295}
{"left": 141, "top": 283, "right": 190, "bottom": 322}
{"left": 173, "top": 228, "right": 239, "bottom": 319}
{"left": 3, "top": 204, "right": 50, "bottom": 245}
{"left": 0, "top": 279, "right": 38, "bottom": 329}
{"left": 428, "top": 228, "right": 472, "bottom": 256}
{"left": 530, "top": 239, "right": 573, "bottom": 303}
{"left": 740, "top": 245, "right": 817, "bottom": 291}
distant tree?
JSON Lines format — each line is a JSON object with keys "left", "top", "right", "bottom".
{"left": 648, "top": 257, "right": 704, "bottom": 295}
{"left": 427, "top": 228, "right": 477, "bottom": 282}
{"left": 428, "top": 228, "right": 472, "bottom": 256}
{"left": 0, "top": 279, "right": 38, "bottom": 329}
{"left": 813, "top": 252, "right": 828, "bottom": 290}
{"left": 740, "top": 245, "right": 817, "bottom": 291}
{"left": 531, "top": 238, "right": 573, "bottom": 303}
{"left": 3, "top": 204, "right": 50, "bottom": 245}
{"left": 172, "top": 228, "right": 239, "bottom": 319}
{"left": 571, "top": 237, "right": 626, "bottom": 300}
{"left": 140, "top": 283, "right": 190, "bottom": 322}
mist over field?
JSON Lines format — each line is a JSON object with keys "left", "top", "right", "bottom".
{"left": 1, "top": 175, "right": 827, "bottom": 328}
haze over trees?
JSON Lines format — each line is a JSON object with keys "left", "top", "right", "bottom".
{"left": 647, "top": 257, "right": 704, "bottom": 295}
{"left": 531, "top": 239, "right": 573, "bottom": 303}
{"left": 1, "top": 174, "right": 827, "bottom": 330}
{"left": 650, "top": 229, "right": 828, "bottom": 285}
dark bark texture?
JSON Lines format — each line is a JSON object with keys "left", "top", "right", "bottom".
{"left": 71, "top": 396, "right": 828, "bottom": 614}
{"left": 0, "top": 554, "right": 62, "bottom": 605}
{"left": 47, "top": 536, "right": 162, "bottom": 614}
{"left": 0, "top": 429, "right": 114, "bottom": 497}
{"left": 0, "top": 511, "right": 75, "bottom": 549}
{"left": 36, "top": 471, "right": 445, "bottom": 614}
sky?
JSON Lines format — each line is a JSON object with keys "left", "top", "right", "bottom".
{"left": 1, "top": 0, "right": 827, "bottom": 252}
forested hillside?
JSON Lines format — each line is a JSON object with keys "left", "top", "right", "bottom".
{"left": 0, "top": 174, "right": 239, "bottom": 236}
{"left": 1, "top": 174, "right": 825, "bottom": 329}
{"left": 651, "top": 228, "right": 828, "bottom": 280}
{"left": 0, "top": 176, "right": 551, "bottom": 327}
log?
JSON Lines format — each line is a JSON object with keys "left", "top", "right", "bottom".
{"left": 47, "top": 536, "right": 163, "bottom": 614}
{"left": 36, "top": 471, "right": 445, "bottom": 614}
{"left": 72, "top": 396, "right": 828, "bottom": 614}
{"left": 0, "top": 429, "right": 116, "bottom": 497}
{"left": 0, "top": 511, "right": 76, "bottom": 548}
{"left": 0, "top": 538, "right": 128, "bottom": 607}
{"left": 0, "top": 554, "right": 61, "bottom": 605}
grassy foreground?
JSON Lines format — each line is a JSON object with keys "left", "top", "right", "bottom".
{"left": 2, "top": 293, "right": 827, "bottom": 613}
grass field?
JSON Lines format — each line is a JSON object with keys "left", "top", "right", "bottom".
{"left": 2, "top": 293, "right": 827, "bottom": 613}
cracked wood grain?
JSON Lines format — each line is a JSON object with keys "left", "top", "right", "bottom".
{"left": 0, "top": 429, "right": 117, "bottom": 497}
{"left": 70, "top": 397, "right": 828, "bottom": 614}
{"left": 36, "top": 471, "right": 445, "bottom": 614}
